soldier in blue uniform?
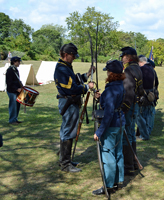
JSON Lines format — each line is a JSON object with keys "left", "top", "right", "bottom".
{"left": 120, "top": 47, "right": 143, "bottom": 176}
{"left": 54, "top": 43, "right": 94, "bottom": 173}
{"left": 92, "top": 60, "right": 126, "bottom": 195}
{"left": 136, "top": 55, "right": 159, "bottom": 140}
{"left": 6, "top": 56, "right": 22, "bottom": 125}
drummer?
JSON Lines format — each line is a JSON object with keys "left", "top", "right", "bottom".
{"left": 6, "top": 56, "right": 22, "bottom": 125}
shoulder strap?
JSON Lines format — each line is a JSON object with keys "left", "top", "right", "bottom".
{"left": 11, "top": 66, "right": 23, "bottom": 87}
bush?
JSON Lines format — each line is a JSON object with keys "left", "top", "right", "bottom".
{"left": 22, "top": 54, "right": 31, "bottom": 60}
{"left": 27, "top": 50, "right": 36, "bottom": 60}
{"left": 35, "top": 54, "right": 54, "bottom": 61}
{"left": 97, "top": 56, "right": 111, "bottom": 63}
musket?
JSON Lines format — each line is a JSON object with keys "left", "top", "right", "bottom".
{"left": 124, "top": 129, "right": 143, "bottom": 170}
{"left": 93, "top": 21, "right": 110, "bottom": 198}
{"left": 88, "top": 30, "right": 94, "bottom": 82}
{"left": 72, "top": 29, "right": 95, "bottom": 161}
{"left": 72, "top": 91, "right": 90, "bottom": 161}
{"left": 95, "top": 21, "right": 99, "bottom": 90}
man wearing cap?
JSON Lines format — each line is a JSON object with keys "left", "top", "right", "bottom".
{"left": 54, "top": 43, "right": 94, "bottom": 173}
{"left": 92, "top": 60, "right": 126, "bottom": 195}
{"left": 6, "top": 56, "right": 22, "bottom": 125}
{"left": 120, "top": 47, "right": 143, "bottom": 176}
{"left": 136, "top": 55, "right": 159, "bottom": 140}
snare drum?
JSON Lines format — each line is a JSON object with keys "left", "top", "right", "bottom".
{"left": 16, "top": 86, "right": 39, "bottom": 107}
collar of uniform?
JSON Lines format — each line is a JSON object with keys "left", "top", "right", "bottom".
{"left": 129, "top": 61, "right": 138, "bottom": 65}
{"left": 105, "top": 80, "right": 123, "bottom": 88}
{"left": 59, "top": 58, "right": 73, "bottom": 69}
{"left": 11, "top": 65, "right": 18, "bottom": 71}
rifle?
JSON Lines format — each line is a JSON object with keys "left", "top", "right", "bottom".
{"left": 71, "top": 29, "right": 95, "bottom": 161}
{"left": 124, "top": 129, "right": 143, "bottom": 170}
{"left": 72, "top": 91, "right": 90, "bottom": 161}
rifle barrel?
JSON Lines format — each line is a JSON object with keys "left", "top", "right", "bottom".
{"left": 72, "top": 91, "right": 90, "bottom": 161}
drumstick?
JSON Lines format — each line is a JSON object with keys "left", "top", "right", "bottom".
{"left": 24, "top": 105, "right": 26, "bottom": 113}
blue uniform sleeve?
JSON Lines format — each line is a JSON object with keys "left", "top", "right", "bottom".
{"left": 95, "top": 89, "right": 117, "bottom": 138}
{"left": 55, "top": 65, "right": 88, "bottom": 95}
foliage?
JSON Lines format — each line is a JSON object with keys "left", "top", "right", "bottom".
{"left": 9, "top": 19, "right": 34, "bottom": 40}
{"left": 0, "top": 12, "right": 11, "bottom": 44}
{"left": 66, "top": 7, "right": 119, "bottom": 61}
{"left": 3, "top": 34, "right": 31, "bottom": 53}
{"left": 41, "top": 23, "right": 67, "bottom": 40}
{"left": 0, "top": 10, "right": 164, "bottom": 64}
{"left": 31, "top": 24, "right": 64, "bottom": 60}
{"left": 147, "top": 39, "right": 164, "bottom": 66}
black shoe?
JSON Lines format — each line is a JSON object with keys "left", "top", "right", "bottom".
{"left": 9, "top": 121, "right": 19, "bottom": 125}
{"left": 92, "top": 186, "right": 105, "bottom": 195}
{"left": 61, "top": 163, "right": 81, "bottom": 173}
{"left": 59, "top": 161, "right": 79, "bottom": 167}
{"left": 71, "top": 161, "right": 79, "bottom": 167}
{"left": 16, "top": 121, "right": 22, "bottom": 123}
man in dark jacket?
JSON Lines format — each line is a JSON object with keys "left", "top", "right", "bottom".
{"left": 120, "top": 47, "right": 143, "bottom": 176}
{"left": 6, "top": 56, "right": 22, "bottom": 125}
{"left": 136, "top": 55, "right": 159, "bottom": 140}
{"left": 54, "top": 43, "right": 94, "bottom": 173}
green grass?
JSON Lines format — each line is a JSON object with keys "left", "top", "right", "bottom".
{"left": 0, "top": 60, "right": 164, "bottom": 199}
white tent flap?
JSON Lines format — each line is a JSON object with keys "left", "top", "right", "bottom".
{"left": 18, "top": 64, "right": 39, "bottom": 86}
{"left": 36, "top": 61, "right": 57, "bottom": 85}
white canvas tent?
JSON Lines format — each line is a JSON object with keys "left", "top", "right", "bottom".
{"left": 18, "top": 64, "right": 39, "bottom": 86}
{"left": 0, "top": 63, "right": 39, "bottom": 91}
{"left": 36, "top": 61, "right": 57, "bottom": 85}
{"left": 0, "top": 63, "right": 10, "bottom": 91}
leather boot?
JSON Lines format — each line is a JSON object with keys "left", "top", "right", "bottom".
{"left": 59, "top": 139, "right": 81, "bottom": 173}
{"left": 136, "top": 127, "right": 140, "bottom": 136}
{"left": 123, "top": 145, "right": 135, "bottom": 176}
{"left": 92, "top": 186, "right": 105, "bottom": 195}
{"left": 132, "top": 142, "right": 138, "bottom": 170}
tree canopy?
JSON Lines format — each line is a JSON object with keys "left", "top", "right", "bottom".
{"left": 0, "top": 8, "right": 163, "bottom": 65}
{"left": 0, "top": 12, "right": 11, "bottom": 44}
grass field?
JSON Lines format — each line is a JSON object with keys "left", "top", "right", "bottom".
{"left": 0, "top": 60, "right": 164, "bottom": 200}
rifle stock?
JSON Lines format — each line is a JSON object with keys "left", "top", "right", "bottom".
{"left": 72, "top": 91, "right": 90, "bottom": 161}
{"left": 124, "top": 130, "right": 143, "bottom": 170}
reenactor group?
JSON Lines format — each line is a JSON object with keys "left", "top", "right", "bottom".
{"left": 5, "top": 43, "right": 158, "bottom": 198}
{"left": 54, "top": 43, "right": 159, "bottom": 197}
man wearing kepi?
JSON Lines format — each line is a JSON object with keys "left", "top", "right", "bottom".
{"left": 93, "top": 60, "right": 125, "bottom": 195}
{"left": 120, "top": 47, "right": 143, "bottom": 176}
{"left": 54, "top": 43, "right": 94, "bottom": 173}
{"left": 6, "top": 56, "right": 22, "bottom": 125}
{"left": 136, "top": 55, "right": 159, "bottom": 140}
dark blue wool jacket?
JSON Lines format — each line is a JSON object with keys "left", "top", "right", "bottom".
{"left": 140, "top": 63, "right": 159, "bottom": 90}
{"left": 95, "top": 80, "right": 125, "bottom": 138}
{"left": 54, "top": 58, "right": 88, "bottom": 96}
{"left": 6, "top": 65, "right": 20, "bottom": 94}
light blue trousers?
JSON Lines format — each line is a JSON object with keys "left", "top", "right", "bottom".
{"left": 136, "top": 105, "right": 155, "bottom": 140}
{"left": 7, "top": 92, "right": 20, "bottom": 123}
{"left": 58, "top": 98, "right": 79, "bottom": 142}
{"left": 100, "top": 126, "right": 124, "bottom": 188}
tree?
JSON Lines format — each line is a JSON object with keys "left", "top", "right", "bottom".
{"left": 32, "top": 25, "right": 63, "bottom": 56}
{"left": 9, "top": 19, "right": 34, "bottom": 41}
{"left": 41, "top": 24, "right": 67, "bottom": 40}
{"left": 147, "top": 39, "right": 164, "bottom": 66}
{"left": 66, "top": 7, "right": 119, "bottom": 61}
{"left": 3, "top": 34, "right": 31, "bottom": 52}
{"left": 0, "top": 13, "right": 11, "bottom": 44}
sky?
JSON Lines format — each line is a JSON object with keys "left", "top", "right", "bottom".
{"left": 0, "top": 0, "right": 164, "bottom": 40}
